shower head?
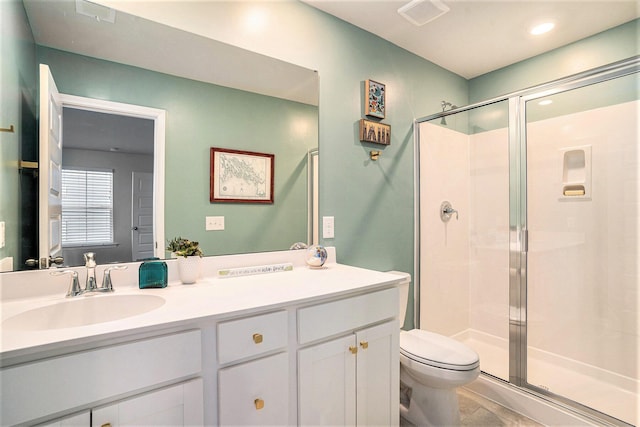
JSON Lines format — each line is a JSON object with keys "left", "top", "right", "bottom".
{"left": 440, "top": 100, "right": 456, "bottom": 126}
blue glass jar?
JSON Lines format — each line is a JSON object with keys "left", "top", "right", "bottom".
{"left": 139, "top": 259, "right": 168, "bottom": 289}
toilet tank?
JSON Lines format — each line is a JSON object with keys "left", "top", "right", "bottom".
{"left": 387, "top": 271, "right": 411, "bottom": 328}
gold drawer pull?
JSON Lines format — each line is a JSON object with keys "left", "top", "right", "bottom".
{"left": 360, "top": 341, "right": 369, "bottom": 350}
{"left": 255, "top": 398, "right": 265, "bottom": 410}
{"left": 101, "top": 423, "right": 112, "bottom": 427}
{"left": 253, "top": 333, "right": 263, "bottom": 344}
{"left": 349, "top": 345, "right": 358, "bottom": 355}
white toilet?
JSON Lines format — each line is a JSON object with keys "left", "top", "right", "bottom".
{"left": 391, "top": 272, "right": 480, "bottom": 426}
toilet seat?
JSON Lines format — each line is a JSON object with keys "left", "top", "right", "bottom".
{"left": 400, "top": 329, "right": 479, "bottom": 371}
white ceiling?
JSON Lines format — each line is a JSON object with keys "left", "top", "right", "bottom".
{"left": 302, "top": 0, "right": 639, "bottom": 79}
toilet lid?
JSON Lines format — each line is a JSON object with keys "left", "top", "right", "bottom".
{"left": 400, "top": 329, "right": 479, "bottom": 371}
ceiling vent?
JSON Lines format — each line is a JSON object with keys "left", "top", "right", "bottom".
{"left": 75, "top": 0, "right": 116, "bottom": 23}
{"left": 398, "top": 0, "right": 450, "bottom": 26}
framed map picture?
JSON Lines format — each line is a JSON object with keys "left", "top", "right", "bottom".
{"left": 210, "top": 147, "right": 274, "bottom": 203}
{"left": 365, "top": 79, "right": 386, "bottom": 119}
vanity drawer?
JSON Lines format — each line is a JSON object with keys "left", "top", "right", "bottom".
{"left": 217, "top": 310, "right": 288, "bottom": 364}
{"left": 298, "top": 287, "right": 398, "bottom": 344}
{"left": 218, "top": 352, "right": 289, "bottom": 425}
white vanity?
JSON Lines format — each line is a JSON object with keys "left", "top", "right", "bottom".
{"left": 0, "top": 248, "right": 402, "bottom": 426}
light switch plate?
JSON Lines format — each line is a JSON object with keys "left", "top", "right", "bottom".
{"left": 322, "top": 216, "right": 335, "bottom": 239}
{"left": 0, "top": 221, "right": 5, "bottom": 248}
{"left": 206, "top": 216, "right": 224, "bottom": 231}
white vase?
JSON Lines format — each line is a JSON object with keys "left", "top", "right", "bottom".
{"left": 177, "top": 256, "right": 201, "bottom": 284}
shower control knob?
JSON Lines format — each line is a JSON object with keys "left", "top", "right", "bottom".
{"left": 440, "top": 201, "right": 459, "bottom": 222}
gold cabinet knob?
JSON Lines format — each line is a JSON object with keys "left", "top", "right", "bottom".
{"left": 253, "top": 333, "right": 263, "bottom": 344}
{"left": 255, "top": 398, "right": 265, "bottom": 410}
{"left": 349, "top": 345, "right": 358, "bottom": 355}
{"left": 360, "top": 341, "right": 369, "bottom": 350}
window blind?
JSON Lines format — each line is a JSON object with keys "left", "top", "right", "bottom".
{"left": 61, "top": 169, "right": 114, "bottom": 245}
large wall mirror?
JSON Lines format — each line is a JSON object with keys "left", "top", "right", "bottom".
{"left": 4, "top": 0, "right": 319, "bottom": 272}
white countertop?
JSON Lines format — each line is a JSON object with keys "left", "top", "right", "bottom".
{"left": 1, "top": 250, "right": 403, "bottom": 365}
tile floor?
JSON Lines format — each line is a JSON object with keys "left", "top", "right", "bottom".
{"left": 401, "top": 387, "right": 545, "bottom": 426}
{"left": 458, "top": 388, "right": 544, "bottom": 426}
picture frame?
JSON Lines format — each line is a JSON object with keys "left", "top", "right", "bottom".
{"left": 210, "top": 147, "right": 274, "bottom": 203}
{"left": 365, "top": 79, "right": 386, "bottom": 119}
{"left": 360, "top": 119, "right": 391, "bottom": 145}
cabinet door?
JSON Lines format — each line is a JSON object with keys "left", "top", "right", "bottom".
{"left": 218, "top": 352, "right": 289, "bottom": 425}
{"left": 356, "top": 321, "right": 399, "bottom": 426}
{"left": 298, "top": 335, "right": 356, "bottom": 426}
{"left": 38, "top": 411, "right": 90, "bottom": 427}
{"left": 92, "top": 379, "right": 203, "bottom": 426}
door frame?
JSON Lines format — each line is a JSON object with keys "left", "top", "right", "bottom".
{"left": 60, "top": 94, "right": 166, "bottom": 260}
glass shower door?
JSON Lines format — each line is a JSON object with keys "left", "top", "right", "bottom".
{"left": 524, "top": 73, "right": 638, "bottom": 425}
{"left": 419, "top": 100, "right": 511, "bottom": 383}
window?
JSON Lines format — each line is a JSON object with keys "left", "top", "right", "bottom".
{"left": 61, "top": 168, "right": 114, "bottom": 246}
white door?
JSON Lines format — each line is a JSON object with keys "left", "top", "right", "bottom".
{"left": 356, "top": 321, "right": 400, "bottom": 426}
{"left": 38, "top": 64, "right": 63, "bottom": 267}
{"left": 131, "top": 171, "right": 154, "bottom": 260}
{"left": 298, "top": 335, "right": 356, "bottom": 425}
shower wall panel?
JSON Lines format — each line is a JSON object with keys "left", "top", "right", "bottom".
{"left": 419, "top": 123, "right": 470, "bottom": 337}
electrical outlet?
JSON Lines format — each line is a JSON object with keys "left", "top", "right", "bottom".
{"left": 323, "top": 216, "right": 335, "bottom": 239}
{"left": 206, "top": 216, "right": 225, "bottom": 231}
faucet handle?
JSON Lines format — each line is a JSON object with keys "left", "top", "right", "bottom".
{"left": 99, "top": 265, "right": 128, "bottom": 292}
{"left": 51, "top": 270, "right": 83, "bottom": 297}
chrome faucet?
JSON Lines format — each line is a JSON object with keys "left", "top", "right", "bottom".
{"left": 84, "top": 252, "right": 98, "bottom": 292}
{"left": 52, "top": 253, "right": 128, "bottom": 297}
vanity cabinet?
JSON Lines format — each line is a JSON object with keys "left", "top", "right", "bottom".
{"left": 1, "top": 330, "right": 203, "bottom": 426}
{"left": 297, "top": 289, "right": 399, "bottom": 426}
{"left": 216, "top": 310, "right": 290, "bottom": 425}
{"left": 38, "top": 379, "right": 203, "bottom": 427}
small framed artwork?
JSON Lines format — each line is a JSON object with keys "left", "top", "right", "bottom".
{"left": 360, "top": 119, "right": 391, "bottom": 145}
{"left": 210, "top": 147, "right": 274, "bottom": 203}
{"left": 365, "top": 79, "right": 386, "bottom": 119}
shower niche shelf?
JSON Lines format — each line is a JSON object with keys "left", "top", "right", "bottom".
{"left": 559, "top": 145, "right": 591, "bottom": 201}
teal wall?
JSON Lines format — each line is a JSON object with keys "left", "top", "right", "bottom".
{"left": 0, "top": 0, "right": 36, "bottom": 267}
{"left": 265, "top": 5, "right": 469, "bottom": 328}
{"left": 37, "top": 47, "right": 318, "bottom": 257}
{"left": 469, "top": 19, "right": 639, "bottom": 102}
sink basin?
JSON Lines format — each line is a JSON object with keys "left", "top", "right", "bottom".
{"left": 2, "top": 294, "right": 166, "bottom": 331}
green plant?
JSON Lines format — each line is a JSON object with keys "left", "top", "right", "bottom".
{"left": 166, "top": 237, "right": 203, "bottom": 258}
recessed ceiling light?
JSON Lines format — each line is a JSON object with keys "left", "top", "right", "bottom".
{"left": 538, "top": 99, "right": 553, "bottom": 106}
{"left": 530, "top": 22, "right": 555, "bottom": 36}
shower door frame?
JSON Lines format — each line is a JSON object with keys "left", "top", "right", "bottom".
{"left": 413, "top": 55, "right": 639, "bottom": 426}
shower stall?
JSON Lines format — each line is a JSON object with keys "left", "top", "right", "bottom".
{"left": 414, "top": 57, "right": 638, "bottom": 426}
